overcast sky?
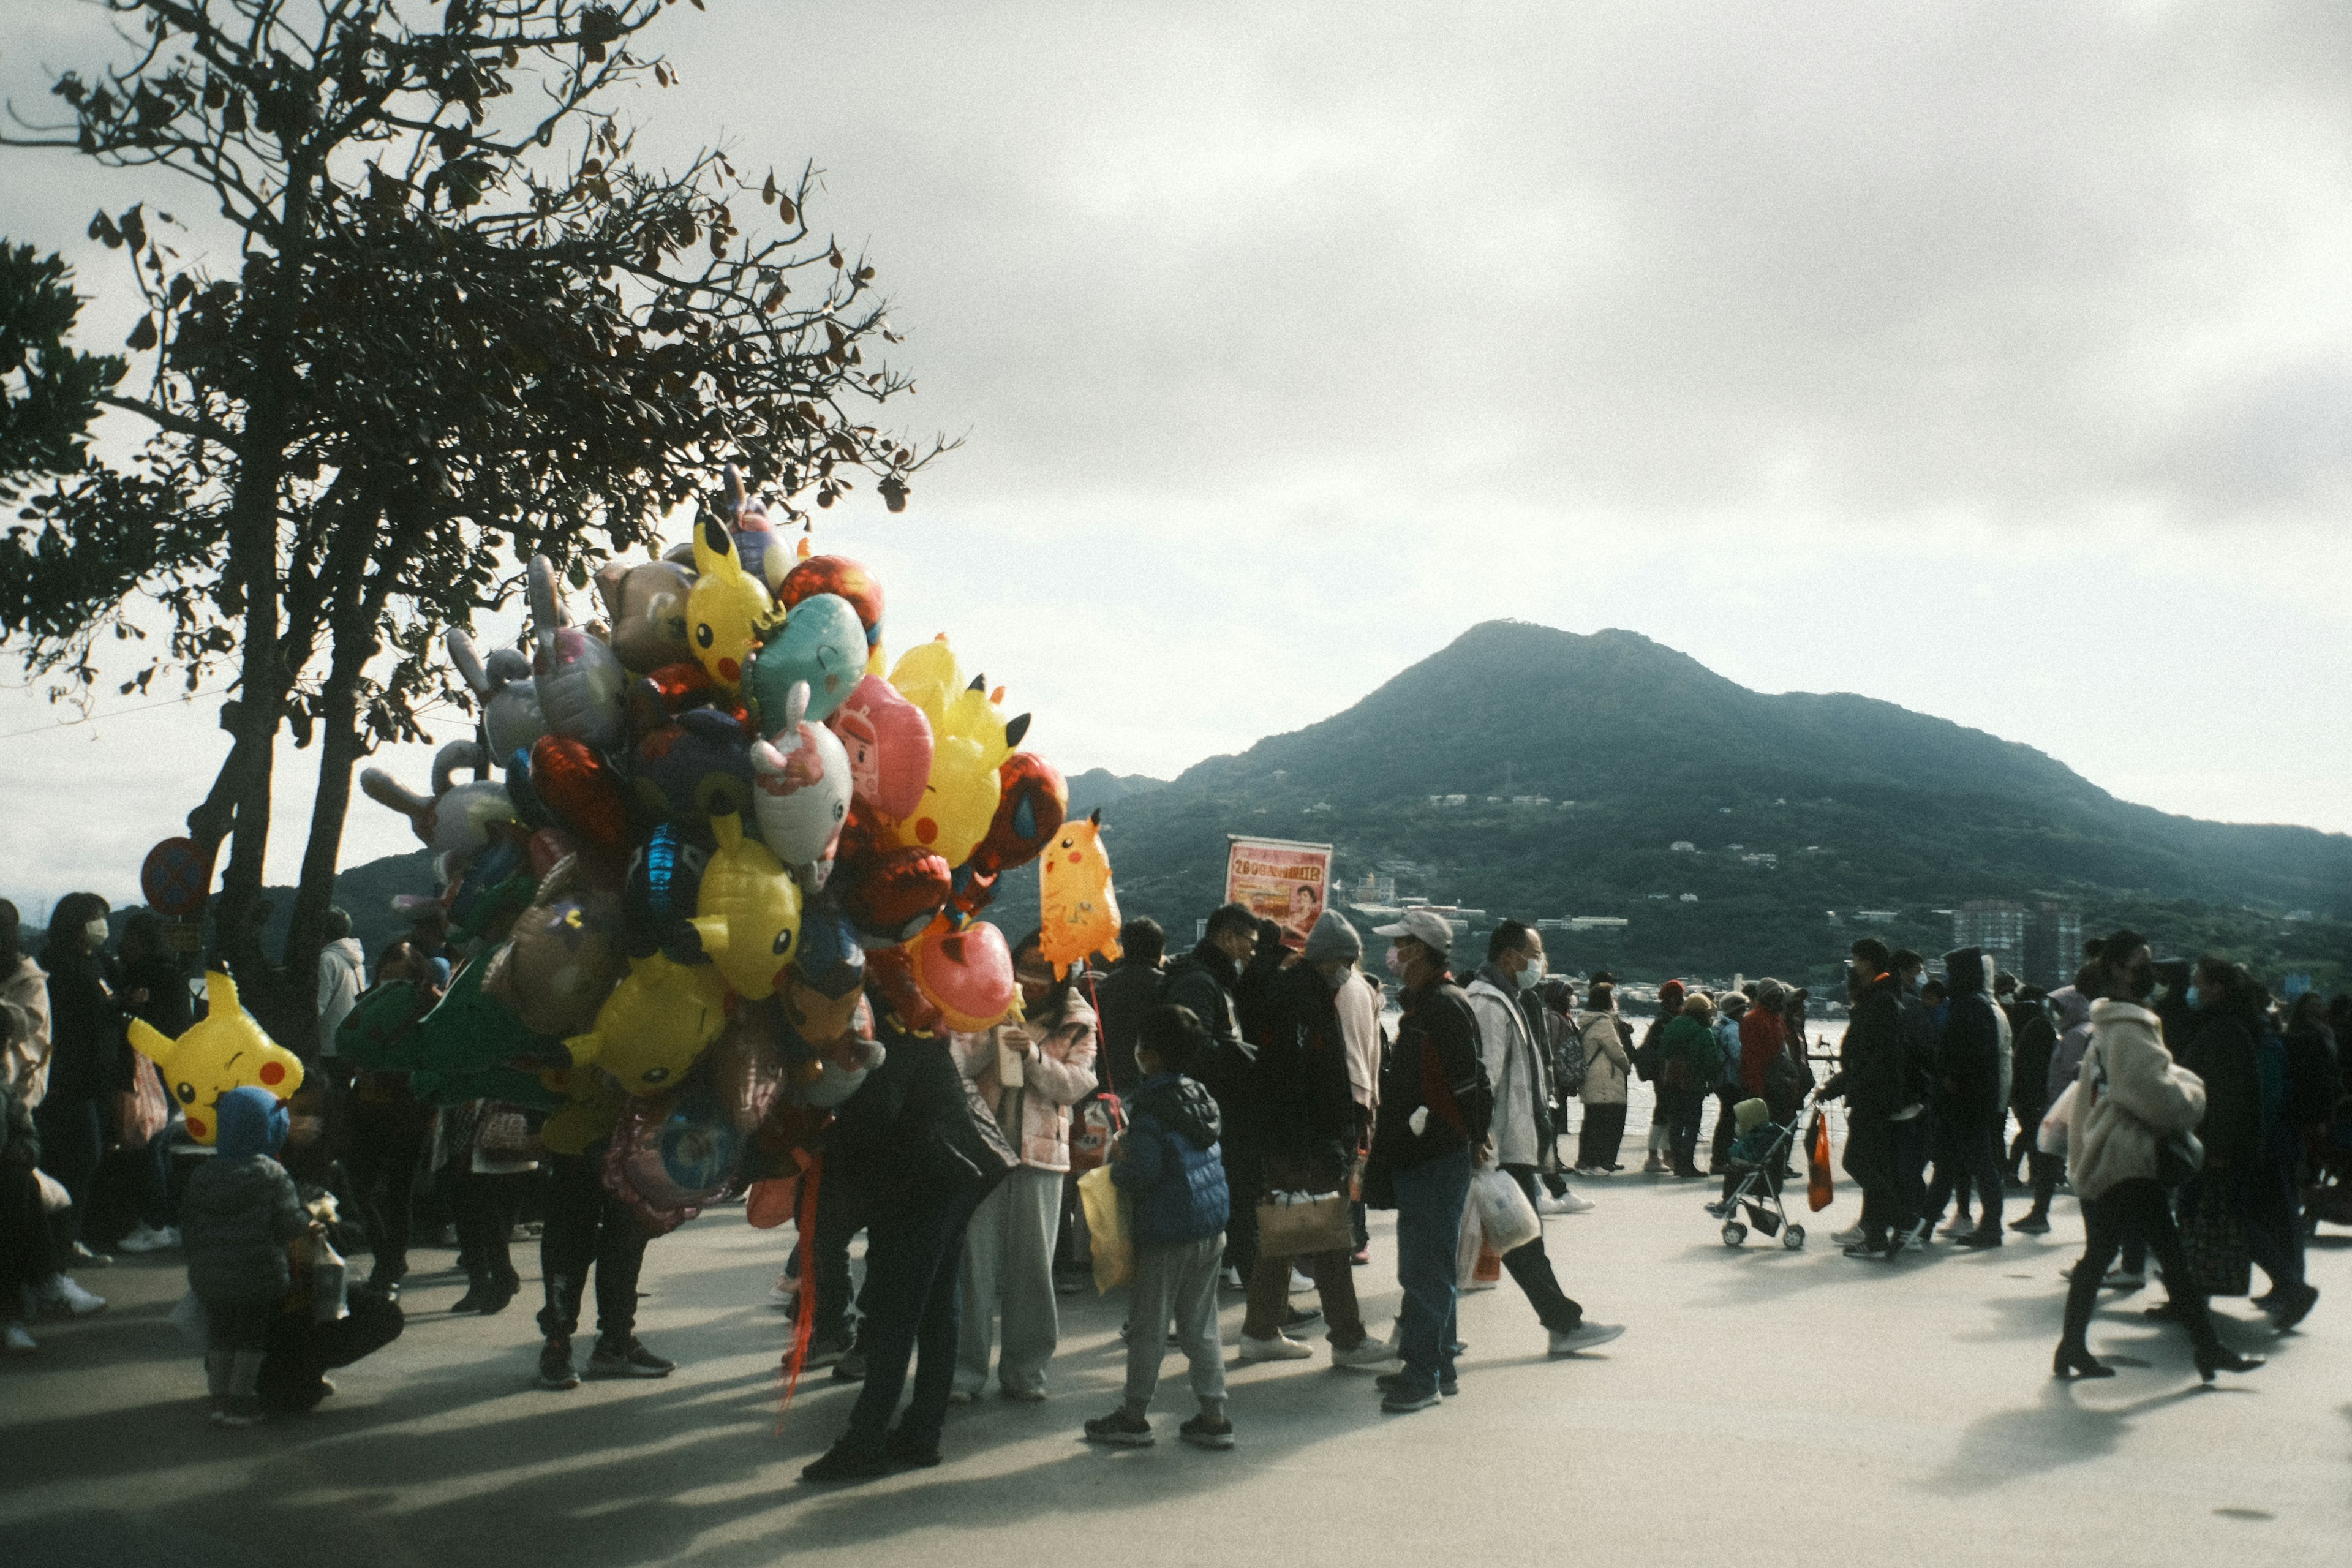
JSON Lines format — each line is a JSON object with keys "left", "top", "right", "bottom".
{"left": 6, "top": 1, "right": 2351, "bottom": 919}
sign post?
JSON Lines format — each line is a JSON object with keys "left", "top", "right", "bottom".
{"left": 140, "top": 836, "right": 216, "bottom": 919}
{"left": 1223, "top": 835, "right": 1333, "bottom": 952}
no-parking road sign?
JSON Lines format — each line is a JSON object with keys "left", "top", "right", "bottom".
{"left": 140, "top": 837, "right": 215, "bottom": 918}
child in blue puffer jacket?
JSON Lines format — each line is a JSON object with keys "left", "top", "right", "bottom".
{"left": 1084, "top": 1004, "right": 1232, "bottom": 1452}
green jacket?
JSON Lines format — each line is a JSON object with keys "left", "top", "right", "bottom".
{"left": 1661, "top": 1014, "right": 1722, "bottom": 1092}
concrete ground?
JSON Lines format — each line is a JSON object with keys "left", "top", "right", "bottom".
{"left": 4, "top": 1165, "right": 2346, "bottom": 1568}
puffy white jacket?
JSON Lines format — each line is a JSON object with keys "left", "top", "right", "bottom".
{"left": 2065, "top": 998, "right": 2206, "bottom": 1202}
{"left": 1577, "top": 1009, "right": 1631, "bottom": 1106}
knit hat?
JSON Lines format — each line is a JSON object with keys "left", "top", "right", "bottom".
{"left": 1658, "top": 978, "right": 1686, "bottom": 1011}
{"left": 214, "top": 1085, "right": 288, "bottom": 1160}
{"left": 1733, "top": 1097, "right": 1771, "bottom": 1133}
{"left": 1302, "top": 909, "right": 1362, "bottom": 964}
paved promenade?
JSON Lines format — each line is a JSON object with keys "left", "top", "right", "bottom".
{"left": 4, "top": 1169, "right": 2345, "bottom": 1568}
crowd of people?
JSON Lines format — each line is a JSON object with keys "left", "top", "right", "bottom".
{"left": 3, "top": 888, "right": 2346, "bottom": 1466}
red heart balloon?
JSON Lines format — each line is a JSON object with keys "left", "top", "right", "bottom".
{"left": 778, "top": 555, "right": 884, "bottom": 648}
{"left": 529, "top": 735, "right": 631, "bottom": 851}
{"left": 911, "top": 916, "right": 1016, "bottom": 1032}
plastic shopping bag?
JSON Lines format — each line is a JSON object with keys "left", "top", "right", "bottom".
{"left": 2037, "top": 1081, "right": 2077, "bottom": 1156}
{"left": 1077, "top": 1165, "right": 1131, "bottom": 1294}
{"left": 1470, "top": 1168, "right": 1541, "bottom": 1254}
{"left": 1806, "top": 1110, "right": 1834, "bottom": 1212}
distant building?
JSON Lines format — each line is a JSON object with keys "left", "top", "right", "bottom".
{"left": 1853, "top": 910, "right": 1899, "bottom": 925}
{"left": 1567, "top": 916, "right": 1628, "bottom": 930}
{"left": 2020, "top": 902, "right": 2084, "bottom": 989}
{"left": 1741, "top": 853, "right": 1779, "bottom": 868}
{"left": 1510, "top": 795, "right": 1551, "bottom": 807}
{"left": 1954, "top": 899, "right": 2029, "bottom": 980}
{"left": 1678, "top": 893, "right": 1699, "bottom": 903}
{"left": 1669, "top": 840, "right": 1697, "bottom": 853}
{"left": 1444, "top": 794, "right": 1468, "bottom": 807}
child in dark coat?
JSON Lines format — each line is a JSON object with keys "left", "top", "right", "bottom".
{"left": 181, "top": 1087, "right": 314, "bottom": 1426}
{"left": 1084, "top": 1005, "right": 1233, "bottom": 1451}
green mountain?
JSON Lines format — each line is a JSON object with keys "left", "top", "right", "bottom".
{"left": 1087, "top": 622, "right": 2352, "bottom": 989}
{"left": 309, "top": 623, "right": 2351, "bottom": 992}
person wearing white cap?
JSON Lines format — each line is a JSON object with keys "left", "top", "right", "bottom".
{"left": 1360, "top": 909, "right": 1486, "bottom": 1413}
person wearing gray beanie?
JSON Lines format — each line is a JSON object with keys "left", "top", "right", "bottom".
{"left": 1302, "top": 910, "right": 1363, "bottom": 966}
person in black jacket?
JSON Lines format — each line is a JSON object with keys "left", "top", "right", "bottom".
{"left": 1923, "top": 948, "right": 2006, "bottom": 1246}
{"left": 1163, "top": 905, "right": 1262, "bottom": 1287}
{"left": 112, "top": 911, "right": 190, "bottom": 1255}
{"left": 1815, "top": 938, "right": 1917, "bottom": 1259}
{"left": 803, "top": 1014, "right": 990, "bottom": 1483}
{"left": 1888, "top": 950, "right": 1937, "bottom": 1233}
{"left": 2184, "top": 960, "right": 2317, "bottom": 1329}
{"left": 1091, "top": 917, "right": 1167, "bottom": 1101}
{"left": 2006, "top": 989, "right": 2060, "bottom": 1232}
{"left": 1363, "top": 909, "right": 1490, "bottom": 1412}
{"left": 35, "top": 893, "right": 129, "bottom": 1268}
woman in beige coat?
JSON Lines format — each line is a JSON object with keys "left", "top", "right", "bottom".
{"left": 1574, "top": 981, "right": 1635, "bottom": 1174}
{"left": 2054, "top": 930, "right": 2264, "bottom": 1383}
{"left": 952, "top": 931, "right": 1097, "bottom": 1401}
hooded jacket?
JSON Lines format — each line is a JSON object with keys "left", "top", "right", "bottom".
{"left": 1091, "top": 956, "right": 1166, "bottom": 1100}
{"left": 42, "top": 947, "right": 129, "bottom": 1104}
{"left": 1660, "top": 1011, "right": 1722, "bottom": 1094}
{"left": 957, "top": 988, "right": 1097, "bottom": 1172}
{"left": 2177, "top": 999, "right": 2263, "bottom": 1167}
{"left": 2008, "top": 1000, "right": 2057, "bottom": 1117}
{"left": 1254, "top": 963, "right": 1362, "bottom": 1180}
{"left": 2067, "top": 998, "right": 2206, "bottom": 1202}
{"left": 1113, "top": 1071, "right": 1229, "bottom": 1246}
{"left": 181, "top": 1087, "right": 309, "bottom": 1305}
{"left": 2045, "top": 986, "right": 2093, "bottom": 1102}
{"left": 1821, "top": 970, "right": 1905, "bottom": 1120}
{"left": 1165, "top": 943, "right": 1257, "bottom": 1148}
{"left": 316, "top": 936, "right": 367, "bottom": 1059}
{"left": 1738, "top": 1006, "right": 1792, "bottom": 1099}
{"left": 1937, "top": 947, "right": 2005, "bottom": 1126}
{"left": 1576, "top": 1007, "right": 1632, "bottom": 1106}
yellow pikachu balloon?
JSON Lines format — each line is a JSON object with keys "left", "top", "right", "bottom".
{"left": 127, "top": 971, "right": 304, "bottom": 1145}
{"left": 687, "top": 514, "right": 781, "bottom": 691}
{"left": 1039, "top": 809, "right": 1123, "bottom": 978}
{"left": 564, "top": 953, "right": 729, "bottom": 1095}
{"left": 886, "top": 637, "right": 1031, "bottom": 869}
{"left": 688, "top": 812, "right": 803, "bottom": 1000}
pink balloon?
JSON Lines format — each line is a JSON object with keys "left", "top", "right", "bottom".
{"left": 910, "top": 918, "right": 1016, "bottom": 1033}
{"left": 826, "top": 674, "right": 934, "bottom": 821}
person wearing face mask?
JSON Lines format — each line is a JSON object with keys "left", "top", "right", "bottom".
{"left": 1463, "top": 921, "right": 1624, "bottom": 1362}
{"left": 1165, "top": 903, "right": 1264, "bottom": 1290}
{"left": 1236, "top": 910, "right": 1386, "bottom": 1365}
{"left": 1301, "top": 912, "right": 1382, "bottom": 1262}
{"left": 951, "top": 930, "right": 1098, "bottom": 1404}
{"left": 2054, "top": 931, "right": 2264, "bottom": 1382}
{"left": 1362, "top": 910, "right": 1488, "bottom": 1412}
{"left": 34, "top": 893, "right": 130, "bottom": 1272}
{"left": 1815, "top": 938, "right": 1917, "bottom": 1259}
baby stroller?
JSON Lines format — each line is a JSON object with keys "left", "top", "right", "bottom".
{"left": 1704, "top": 1098, "right": 1806, "bottom": 1250}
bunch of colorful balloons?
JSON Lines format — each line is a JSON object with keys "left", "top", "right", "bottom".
{"left": 339, "top": 468, "right": 1124, "bottom": 1231}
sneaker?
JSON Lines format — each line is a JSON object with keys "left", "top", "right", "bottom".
{"left": 538, "top": 1338, "right": 581, "bottom": 1390}
{"left": 945, "top": 1388, "right": 980, "bottom": 1404}
{"left": 1905, "top": 1219, "right": 1934, "bottom": 1248}
{"left": 1055, "top": 1270, "right": 1085, "bottom": 1297}
{"left": 1381, "top": 1382, "right": 1441, "bottom": 1413}
{"left": 1350, "top": 1247, "right": 1371, "bottom": 1267}
{"left": 1545, "top": 1190, "right": 1596, "bottom": 1214}
{"left": 116, "top": 1223, "right": 179, "bottom": 1254}
{"left": 1953, "top": 1229, "right": 2003, "bottom": 1250}
{"left": 1547, "top": 1322, "right": 1626, "bottom": 1357}
{"left": 1939, "top": 1218, "right": 1975, "bottom": 1238}
{"left": 799, "top": 1330, "right": 853, "bottom": 1370}
{"left": 2010, "top": 1213, "right": 2051, "bottom": 1235}
{"left": 589, "top": 1337, "right": 675, "bottom": 1378}
{"left": 1291, "top": 1266, "right": 1317, "bottom": 1293}
{"left": 1219, "top": 1265, "right": 1245, "bottom": 1291}
{"left": 1083, "top": 1408, "right": 1156, "bottom": 1447}
{"left": 1237, "top": 1332, "right": 1313, "bottom": 1362}
{"left": 1703, "top": 1199, "right": 1734, "bottom": 1219}
{"left": 999, "top": 1384, "right": 1047, "bottom": 1403}
{"left": 1830, "top": 1224, "right": 1865, "bottom": 1247}
{"left": 70, "top": 1241, "right": 112, "bottom": 1269}
{"left": 1843, "top": 1238, "right": 1892, "bottom": 1261}
{"left": 211, "top": 1395, "right": 263, "bottom": 1428}
{"left": 1332, "top": 1336, "right": 1400, "bottom": 1370}
{"left": 767, "top": 1274, "right": 797, "bottom": 1310}
{"left": 1642, "top": 1154, "right": 1666, "bottom": 1174}
{"left": 1179, "top": 1413, "right": 1236, "bottom": 1449}
{"left": 1283, "top": 1302, "right": 1322, "bottom": 1330}
{"left": 2101, "top": 1268, "right": 2145, "bottom": 1291}
{"left": 40, "top": 1276, "right": 105, "bottom": 1317}
{"left": 1438, "top": 1367, "right": 1460, "bottom": 1396}
{"left": 832, "top": 1346, "right": 868, "bottom": 1382}
{"left": 3, "top": 1322, "right": 35, "bottom": 1354}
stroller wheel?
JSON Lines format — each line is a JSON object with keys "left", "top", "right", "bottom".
{"left": 1782, "top": 1224, "right": 1806, "bottom": 1251}
{"left": 1721, "top": 1221, "right": 1748, "bottom": 1248}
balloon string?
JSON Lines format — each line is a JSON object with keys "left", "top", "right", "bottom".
{"left": 775, "top": 1152, "right": 824, "bottom": 1430}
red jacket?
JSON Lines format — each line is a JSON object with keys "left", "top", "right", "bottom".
{"left": 1738, "top": 1008, "right": 1787, "bottom": 1096}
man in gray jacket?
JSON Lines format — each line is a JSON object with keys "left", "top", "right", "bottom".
{"left": 1464, "top": 921, "right": 1624, "bottom": 1360}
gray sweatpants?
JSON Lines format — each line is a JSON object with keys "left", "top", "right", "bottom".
{"left": 1123, "top": 1231, "right": 1228, "bottom": 1415}
{"left": 956, "top": 1166, "right": 1063, "bottom": 1397}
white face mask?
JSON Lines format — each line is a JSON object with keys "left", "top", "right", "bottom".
{"left": 1384, "top": 945, "right": 1408, "bottom": 978}
{"left": 83, "top": 919, "right": 110, "bottom": 947}
{"left": 1515, "top": 956, "right": 1545, "bottom": 991}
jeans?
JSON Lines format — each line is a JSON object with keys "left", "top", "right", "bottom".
{"left": 1923, "top": 1119, "right": 2004, "bottom": 1234}
{"left": 841, "top": 1188, "right": 976, "bottom": 1455}
{"left": 536, "top": 1151, "right": 650, "bottom": 1347}
{"left": 1124, "top": 1233, "right": 1227, "bottom": 1414}
{"left": 1577, "top": 1103, "right": 1628, "bottom": 1169}
{"left": 2061, "top": 1177, "right": 2219, "bottom": 1355}
{"left": 34, "top": 1095, "right": 103, "bottom": 1249}
{"left": 1391, "top": 1148, "right": 1473, "bottom": 1392}
{"left": 1497, "top": 1163, "right": 1581, "bottom": 1333}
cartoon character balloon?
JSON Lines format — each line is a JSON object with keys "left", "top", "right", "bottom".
{"left": 595, "top": 556, "right": 696, "bottom": 674}
{"left": 1039, "top": 808, "right": 1123, "bottom": 977}
{"left": 689, "top": 813, "right": 804, "bottom": 1000}
{"left": 565, "top": 953, "right": 730, "bottom": 1095}
{"left": 778, "top": 554, "right": 884, "bottom": 654}
{"left": 628, "top": 707, "right": 755, "bottom": 832}
{"left": 826, "top": 674, "right": 933, "bottom": 821}
{"left": 685, "top": 516, "right": 780, "bottom": 692}
{"left": 886, "top": 640, "right": 1030, "bottom": 869}
{"left": 909, "top": 916, "right": 1018, "bottom": 1033}
{"left": 529, "top": 556, "right": 628, "bottom": 752}
{"left": 748, "top": 681, "right": 853, "bottom": 886}
{"left": 967, "top": 752, "right": 1067, "bottom": 878}
{"left": 361, "top": 740, "right": 519, "bottom": 876}
{"left": 447, "top": 630, "right": 548, "bottom": 761}
{"left": 747, "top": 591, "right": 866, "bottom": 729}
{"left": 483, "top": 853, "right": 627, "bottom": 1037}
{"left": 127, "top": 971, "right": 304, "bottom": 1145}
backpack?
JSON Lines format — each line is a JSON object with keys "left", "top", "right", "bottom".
{"left": 1553, "top": 1016, "right": 1588, "bottom": 1097}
